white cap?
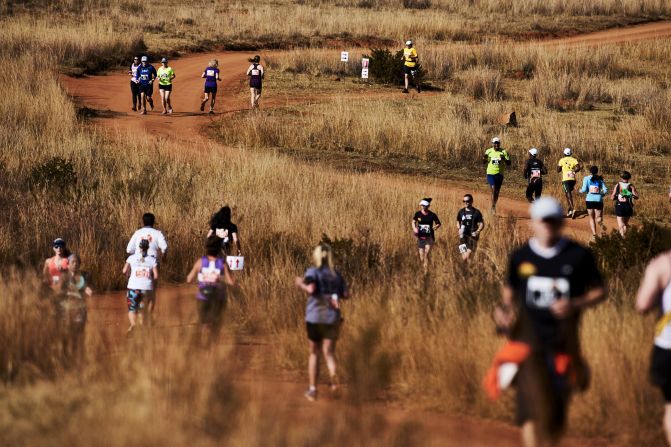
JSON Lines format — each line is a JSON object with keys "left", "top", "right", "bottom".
{"left": 529, "top": 148, "right": 538, "bottom": 156}
{"left": 492, "top": 137, "right": 501, "bottom": 144}
{"left": 406, "top": 40, "right": 413, "bottom": 45}
{"left": 141, "top": 56, "right": 148, "bottom": 62}
{"left": 419, "top": 199, "right": 430, "bottom": 207}
{"left": 530, "top": 197, "right": 564, "bottom": 221}
{"left": 563, "top": 147, "right": 572, "bottom": 156}
{"left": 161, "top": 57, "right": 168, "bottom": 63}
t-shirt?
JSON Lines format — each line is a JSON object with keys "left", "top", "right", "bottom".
{"left": 126, "top": 254, "right": 157, "bottom": 291}
{"left": 403, "top": 47, "right": 418, "bottom": 67}
{"left": 457, "top": 207, "right": 484, "bottom": 237}
{"left": 136, "top": 65, "right": 157, "bottom": 85}
{"left": 304, "top": 266, "right": 347, "bottom": 325}
{"left": 558, "top": 156, "right": 579, "bottom": 182}
{"left": 579, "top": 175, "right": 607, "bottom": 203}
{"left": 203, "top": 67, "right": 219, "bottom": 87}
{"left": 211, "top": 222, "right": 238, "bottom": 252}
{"left": 505, "top": 238, "right": 603, "bottom": 352}
{"left": 485, "top": 148, "right": 510, "bottom": 175}
{"left": 157, "top": 66, "right": 174, "bottom": 86}
{"left": 524, "top": 158, "right": 546, "bottom": 181}
{"left": 413, "top": 210, "right": 441, "bottom": 239}
{"left": 126, "top": 227, "right": 168, "bottom": 258}
{"left": 130, "top": 63, "right": 140, "bottom": 83}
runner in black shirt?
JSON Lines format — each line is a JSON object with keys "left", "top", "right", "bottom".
{"left": 412, "top": 198, "right": 441, "bottom": 273}
{"left": 456, "top": 194, "right": 484, "bottom": 262}
{"left": 523, "top": 148, "right": 548, "bottom": 203}
{"left": 207, "top": 206, "right": 241, "bottom": 256}
{"left": 493, "top": 197, "right": 606, "bottom": 447}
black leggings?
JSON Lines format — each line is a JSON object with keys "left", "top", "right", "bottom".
{"left": 130, "top": 81, "right": 141, "bottom": 108}
{"left": 526, "top": 179, "right": 543, "bottom": 202}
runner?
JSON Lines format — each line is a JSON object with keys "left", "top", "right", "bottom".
{"left": 401, "top": 40, "right": 420, "bottom": 94}
{"left": 128, "top": 56, "right": 141, "bottom": 111}
{"left": 578, "top": 166, "right": 608, "bottom": 239}
{"left": 493, "top": 197, "right": 606, "bottom": 447}
{"left": 246, "top": 55, "right": 264, "bottom": 109}
{"left": 556, "top": 148, "right": 582, "bottom": 218}
{"left": 294, "top": 243, "right": 348, "bottom": 401}
{"left": 126, "top": 213, "right": 168, "bottom": 318}
{"left": 635, "top": 250, "right": 671, "bottom": 446}
{"left": 610, "top": 170, "right": 639, "bottom": 237}
{"left": 523, "top": 148, "right": 547, "bottom": 203}
{"left": 186, "top": 236, "right": 235, "bottom": 338}
{"left": 206, "top": 206, "right": 241, "bottom": 256}
{"left": 156, "top": 57, "right": 175, "bottom": 115}
{"left": 57, "top": 253, "right": 92, "bottom": 360}
{"left": 135, "top": 56, "right": 157, "bottom": 115}
{"left": 412, "top": 198, "right": 441, "bottom": 273}
{"left": 484, "top": 137, "right": 511, "bottom": 214}
{"left": 200, "top": 59, "right": 220, "bottom": 114}
{"left": 43, "top": 238, "right": 71, "bottom": 291}
{"left": 456, "top": 194, "right": 484, "bottom": 262}
{"left": 123, "top": 239, "right": 158, "bottom": 334}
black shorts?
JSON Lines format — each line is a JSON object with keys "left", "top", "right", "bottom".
{"left": 158, "top": 84, "right": 172, "bottom": 91}
{"left": 204, "top": 85, "right": 217, "bottom": 94}
{"left": 651, "top": 346, "right": 671, "bottom": 402}
{"left": 459, "top": 235, "right": 478, "bottom": 252}
{"left": 515, "top": 352, "right": 571, "bottom": 439}
{"left": 306, "top": 322, "right": 339, "bottom": 342}
{"left": 417, "top": 237, "right": 435, "bottom": 249}
{"left": 403, "top": 65, "right": 417, "bottom": 76}
{"left": 197, "top": 298, "right": 226, "bottom": 326}
{"left": 615, "top": 203, "right": 634, "bottom": 217}
{"left": 585, "top": 201, "right": 603, "bottom": 210}
{"left": 139, "top": 83, "right": 153, "bottom": 96}
{"left": 562, "top": 180, "right": 576, "bottom": 193}
{"left": 250, "top": 84, "right": 262, "bottom": 91}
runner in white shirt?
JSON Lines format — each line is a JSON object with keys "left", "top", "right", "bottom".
{"left": 126, "top": 212, "right": 168, "bottom": 259}
{"left": 123, "top": 239, "right": 158, "bottom": 334}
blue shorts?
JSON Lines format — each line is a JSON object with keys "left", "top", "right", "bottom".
{"left": 127, "top": 289, "right": 146, "bottom": 313}
{"left": 487, "top": 174, "right": 504, "bottom": 188}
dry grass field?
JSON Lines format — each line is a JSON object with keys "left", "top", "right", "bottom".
{"left": 1, "top": 0, "right": 671, "bottom": 445}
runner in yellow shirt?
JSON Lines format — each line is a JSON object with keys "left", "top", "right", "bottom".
{"left": 484, "top": 137, "right": 511, "bottom": 214}
{"left": 401, "top": 40, "right": 420, "bottom": 94}
{"left": 157, "top": 57, "right": 176, "bottom": 115}
{"left": 556, "top": 147, "right": 582, "bottom": 218}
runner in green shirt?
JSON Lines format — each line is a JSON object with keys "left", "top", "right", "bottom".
{"left": 484, "top": 137, "right": 511, "bottom": 214}
{"left": 157, "top": 57, "right": 175, "bottom": 115}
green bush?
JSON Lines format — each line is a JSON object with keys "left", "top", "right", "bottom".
{"left": 366, "top": 48, "right": 423, "bottom": 86}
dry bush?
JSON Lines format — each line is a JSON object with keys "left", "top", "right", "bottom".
{"left": 462, "top": 68, "right": 505, "bottom": 101}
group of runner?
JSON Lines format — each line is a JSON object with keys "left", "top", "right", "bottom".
{"left": 128, "top": 55, "right": 265, "bottom": 115}
{"left": 485, "top": 138, "right": 640, "bottom": 238}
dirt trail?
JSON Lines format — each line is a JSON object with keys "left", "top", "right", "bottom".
{"left": 59, "top": 21, "right": 668, "bottom": 444}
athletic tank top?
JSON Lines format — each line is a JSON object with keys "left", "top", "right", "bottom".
{"left": 249, "top": 63, "right": 263, "bottom": 88}
{"left": 47, "top": 257, "right": 69, "bottom": 286}
{"left": 197, "top": 256, "right": 226, "bottom": 301}
{"left": 615, "top": 182, "right": 633, "bottom": 206}
{"left": 655, "top": 263, "right": 671, "bottom": 349}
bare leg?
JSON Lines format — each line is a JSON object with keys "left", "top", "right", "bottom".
{"left": 210, "top": 92, "right": 217, "bottom": 112}
{"left": 321, "top": 339, "right": 337, "bottom": 388}
{"left": 160, "top": 89, "right": 167, "bottom": 113}
{"left": 308, "top": 340, "right": 320, "bottom": 389}
{"left": 595, "top": 209, "right": 605, "bottom": 234}
{"left": 587, "top": 209, "right": 596, "bottom": 236}
{"left": 165, "top": 90, "right": 172, "bottom": 112}
{"left": 128, "top": 311, "right": 137, "bottom": 332}
{"left": 423, "top": 244, "right": 432, "bottom": 272}
{"left": 140, "top": 92, "right": 147, "bottom": 114}
{"left": 493, "top": 185, "right": 501, "bottom": 210}
{"left": 521, "top": 421, "right": 538, "bottom": 447}
{"left": 664, "top": 403, "right": 671, "bottom": 446}
{"left": 404, "top": 74, "right": 409, "bottom": 90}
{"left": 255, "top": 90, "right": 261, "bottom": 107}
{"left": 250, "top": 88, "right": 255, "bottom": 108}
{"left": 201, "top": 93, "right": 209, "bottom": 111}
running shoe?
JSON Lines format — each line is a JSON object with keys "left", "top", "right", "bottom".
{"left": 200, "top": 102, "right": 205, "bottom": 112}
{"left": 127, "top": 325, "right": 135, "bottom": 335}
{"left": 141, "top": 109, "right": 147, "bottom": 115}
{"left": 168, "top": 108, "right": 173, "bottom": 114}
{"left": 209, "top": 110, "right": 214, "bottom": 115}
{"left": 132, "top": 106, "right": 137, "bottom": 112}
{"left": 566, "top": 209, "right": 573, "bottom": 218}
{"left": 304, "top": 389, "right": 317, "bottom": 402}
{"left": 161, "top": 110, "right": 167, "bottom": 115}
{"left": 402, "top": 89, "right": 409, "bottom": 94}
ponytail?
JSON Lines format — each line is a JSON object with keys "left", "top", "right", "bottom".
{"left": 312, "top": 244, "right": 334, "bottom": 273}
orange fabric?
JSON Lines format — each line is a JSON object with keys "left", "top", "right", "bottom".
{"left": 47, "top": 257, "right": 69, "bottom": 285}
{"left": 554, "top": 353, "right": 571, "bottom": 375}
{"left": 483, "top": 341, "right": 531, "bottom": 401}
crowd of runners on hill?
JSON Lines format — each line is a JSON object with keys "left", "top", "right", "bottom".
{"left": 41, "top": 43, "right": 671, "bottom": 447}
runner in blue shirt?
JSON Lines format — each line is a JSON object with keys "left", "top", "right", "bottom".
{"left": 200, "top": 59, "right": 220, "bottom": 114}
{"left": 135, "top": 56, "right": 157, "bottom": 115}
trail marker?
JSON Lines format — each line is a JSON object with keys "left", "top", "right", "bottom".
{"left": 361, "top": 58, "right": 369, "bottom": 79}
{"left": 226, "top": 256, "right": 245, "bottom": 271}
{"left": 340, "top": 51, "right": 349, "bottom": 62}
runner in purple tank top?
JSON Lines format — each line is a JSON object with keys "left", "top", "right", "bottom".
{"left": 200, "top": 59, "right": 220, "bottom": 114}
{"left": 187, "top": 236, "right": 235, "bottom": 340}
{"left": 246, "top": 55, "right": 264, "bottom": 109}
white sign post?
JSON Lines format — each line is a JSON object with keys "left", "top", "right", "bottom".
{"left": 361, "top": 58, "right": 369, "bottom": 79}
{"left": 340, "top": 51, "right": 349, "bottom": 62}
{"left": 226, "top": 256, "right": 245, "bottom": 271}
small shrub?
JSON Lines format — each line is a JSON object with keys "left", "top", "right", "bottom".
{"left": 29, "top": 157, "right": 77, "bottom": 195}
{"left": 321, "top": 233, "right": 381, "bottom": 278}
{"left": 464, "top": 68, "right": 505, "bottom": 101}
{"left": 403, "top": 0, "right": 431, "bottom": 9}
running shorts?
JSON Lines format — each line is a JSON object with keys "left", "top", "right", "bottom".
{"left": 417, "top": 237, "right": 435, "bottom": 249}
{"left": 615, "top": 203, "right": 634, "bottom": 218}
{"left": 459, "top": 235, "right": 478, "bottom": 252}
{"left": 487, "top": 174, "right": 504, "bottom": 188}
{"left": 197, "top": 298, "right": 226, "bottom": 326}
{"left": 204, "top": 85, "right": 217, "bottom": 94}
{"left": 562, "top": 180, "right": 576, "bottom": 193}
{"left": 306, "top": 322, "right": 340, "bottom": 342}
{"left": 139, "top": 83, "right": 154, "bottom": 96}
{"left": 158, "top": 84, "right": 172, "bottom": 91}
{"left": 585, "top": 201, "right": 603, "bottom": 210}
{"left": 403, "top": 65, "right": 417, "bottom": 76}
{"left": 127, "top": 289, "right": 145, "bottom": 312}
{"left": 650, "top": 345, "right": 671, "bottom": 402}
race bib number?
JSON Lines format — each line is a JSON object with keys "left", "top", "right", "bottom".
{"left": 491, "top": 157, "right": 501, "bottom": 165}
{"left": 458, "top": 244, "right": 468, "bottom": 254}
{"left": 526, "top": 276, "right": 570, "bottom": 309}
{"left": 419, "top": 224, "right": 430, "bottom": 234}
{"left": 531, "top": 169, "right": 541, "bottom": 178}
{"left": 198, "top": 266, "right": 221, "bottom": 283}
{"left": 140, "top": 74, "right": 148, "bottom": 80}
{"left": 52, "top": 275, "right": 61, "bottom": 284}
{"left": 618, "top": 194, "right": 628, "bottom": 202}
{"left": 135, "top": 268, "right": 151, "bottom": 278}
{"left": 215, "top": 228, "right": 230, "bottom": 243}
{"left": 589, "top": 185, "right": 600, "bottom": 194}
{"left": 566, "top": 171, "right": 575, "bottom": 179}
{"left": 206, "top": 69, "right": 215, "bottom": 76}
{"left": 251, "top": 69, "right": 260, "bottom": 75}
{"left": 160, "top": 73, "right": 168, "bottom": 79}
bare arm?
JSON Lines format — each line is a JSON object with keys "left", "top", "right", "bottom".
{"left": 294, "top": 277, "right": 316, "bottom": 295}
{"left": 631, "top": 184, "right": 640, "bottom": 199}
{"left": 232, "top": 232, "right": 241, "bottom": 255}
{"left": 152, "top": 266, "right": 159, "bottom": 282}
{"left": 122, "top": 262, "right": 130, "bottom": 277}
{"left": 551, "top": 285, "right": 606, "bottom": 319}
{"left": 636, "top": 256, "right": 667, "bottom": 314}
{"left": 186, "top": 259, "right": 202, "bottom": 284}
{"left": 222, "top": 264, "right": 235, "bottom": 286}
{"left": 575, "top": 163, "right": 582, "bottom": 173}
{"left": 494, "top": 285, "right": 516, "bottom": 333}
{"left": 412, "top": 219, "right": 418, "bottom": 234}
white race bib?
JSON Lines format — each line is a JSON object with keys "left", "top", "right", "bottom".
{"left": 526, "top": 276, "right": 570, "bottom": 309}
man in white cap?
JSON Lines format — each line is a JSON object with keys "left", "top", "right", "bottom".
{"left": 523, "top": 148, "right": 547, "bottom": 203}
{"left": 484, "top": 136, "right": 511, "bottom": 214}
{"left": 412, "top": 198, "right": 441, "bottom": 272}
{"left": 401, "top": 40, "right": 420, "bottom": 94}
{"left": 556, "top": 148, "right": 581, "bottom": 218}
{"left": 494, "top": 197, "right": 606, "bottom": 447}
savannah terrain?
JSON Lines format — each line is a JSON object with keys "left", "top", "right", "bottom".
{"left": 2, "top": 0, "right": 671, "bottom": 445}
